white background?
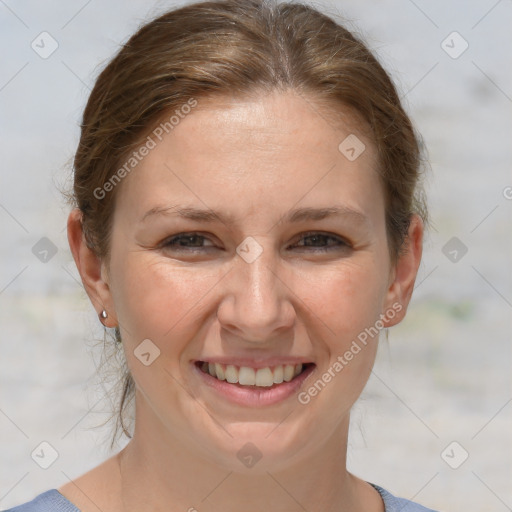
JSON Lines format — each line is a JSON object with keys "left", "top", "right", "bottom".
{"left": 0, "top": 0, "right": 511, "bottom": 510}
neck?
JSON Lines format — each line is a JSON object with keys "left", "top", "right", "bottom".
{"left": 116, "top": 396, "right": 381, "bottom": 512}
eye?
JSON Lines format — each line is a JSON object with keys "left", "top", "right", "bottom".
{"left": 292, "top": 232, "right": 350, "bottom": 252}
{"left": 161, "top": 233, "right": 216, "bottom": 251}
{"left": 160, "top": 231, "right": 350, "bottom": 254}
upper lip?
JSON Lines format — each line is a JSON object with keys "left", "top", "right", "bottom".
{"left": 194, "top": 357, "right": 314, "bottom": 369}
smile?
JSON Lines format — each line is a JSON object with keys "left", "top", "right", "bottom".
{"left": 197, "top": 361, "right": 313, "bottom": 387}
{"left": 193, "top": 360, "right": 316, "bottom": 407}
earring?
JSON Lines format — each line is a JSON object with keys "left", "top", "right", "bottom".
{"left": 99, "top": 309, "right": 108, "bottom": 324}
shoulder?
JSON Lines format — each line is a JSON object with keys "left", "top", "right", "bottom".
{"left": 1, "top": 490, "right": 80, "bottom": 512}
{"left": 369, "top": 483, "right": 442, "bottom": 512}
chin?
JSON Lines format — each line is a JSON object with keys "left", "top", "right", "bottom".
{"left": 198, "top": 419, "right": 311, "bottom": 474}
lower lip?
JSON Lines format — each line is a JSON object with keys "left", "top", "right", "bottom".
{"left": 192, "top": 363, "right": 316, "bottom": 407}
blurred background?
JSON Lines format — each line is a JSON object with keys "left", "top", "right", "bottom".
{"left": 0, "top": 0, "right": 511, "bottom": 510}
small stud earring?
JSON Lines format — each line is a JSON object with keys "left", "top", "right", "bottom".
{"left": 99, "top": 310, "right": 108, "bottom": 323}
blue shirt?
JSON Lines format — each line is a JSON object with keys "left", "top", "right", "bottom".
{"left": 1, "top": 483, "right": 440, "bottom": 511}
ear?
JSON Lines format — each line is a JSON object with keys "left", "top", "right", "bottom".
{"left": 381, "top": 214, "right": 423, "bottom": 327}
{"left": 67, "top": 208, "right": 118, "bottom": 327}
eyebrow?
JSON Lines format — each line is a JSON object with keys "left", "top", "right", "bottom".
{"left": 140, "top": 204, "right": 369, "bottom": 228}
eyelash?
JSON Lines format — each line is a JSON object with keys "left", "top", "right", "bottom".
{"left": 161, "top": 232, "right": 350, "bottom": 253}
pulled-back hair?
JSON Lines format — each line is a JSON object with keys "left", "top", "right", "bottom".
{"left": 66, "top": 0, "right": 427, "bottom": 448}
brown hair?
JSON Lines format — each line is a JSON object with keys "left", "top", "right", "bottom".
{"left": 65, "top": 0, "right": 427, "bottom": 449}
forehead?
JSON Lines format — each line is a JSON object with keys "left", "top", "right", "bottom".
{"left": 113, "top": 90, "right": 382, "bottom": 226}
{"left": 167, "top": 89, "right": 373, "bottom": 159}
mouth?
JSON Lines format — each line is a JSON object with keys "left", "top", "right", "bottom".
{"left": 192, "top": 359, "right": 316, "bottom": 407}
{"left": 194, "top": 361, "right": 315, "bottom": 389}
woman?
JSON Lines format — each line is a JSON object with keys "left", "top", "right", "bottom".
{"left": 4, "top": 0, "right": 439, "bottom": 510}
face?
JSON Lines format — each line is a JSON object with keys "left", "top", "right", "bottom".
{"left": 72, "top": 89, "right": 421, "bottom": 473}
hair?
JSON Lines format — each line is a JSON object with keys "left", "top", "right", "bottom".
{"left": 63, "top": 0, "right": 428, "bottom": 449}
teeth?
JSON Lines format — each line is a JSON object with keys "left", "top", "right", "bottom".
{"left": 283, "top": 364, "right": 295, "bottom": 382}
{"left": 215, "top": 363, "right": 225, "bottom": 381}
{"left": 238, "top": 366, "right": 256, "bottom": 385}
{"left": 225, "top": 365, "right": 238, "bottom": 384}
{"left": 255, "top": 367, "right": 274, "bottom": 387}
{"left": 202, "top": 362, "right": 306, "bottom": 387}
{"left": 273, "top": 364, "right": 284, "bottom": 384}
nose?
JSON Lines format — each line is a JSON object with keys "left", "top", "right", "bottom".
{"left": 216, "top": 239, "right": 295, "bottom": 344}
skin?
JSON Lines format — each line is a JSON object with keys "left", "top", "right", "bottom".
{"left": 64, "top": 89, "right": 423, "bottom": 512}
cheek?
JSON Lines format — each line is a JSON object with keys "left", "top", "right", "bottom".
{"left": 110, "top": 253, "right": 223, "bottom": 348}
{"left": 295, "top": 259, "right": 387, "bottom": 393}
{"left": 109, "top": 255, "right": 225, "bottom": 411}
{"left": 110, "top": 242, "right": 390, "bottom": 364}
{"left": 112, "top": 250, "right": 390, "bottom": 345}
{"left": 297, "top": 258, "right": 389, "bottom": 337}
{"left": 291, "top": 261, "right": 387, "bottom": 430}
